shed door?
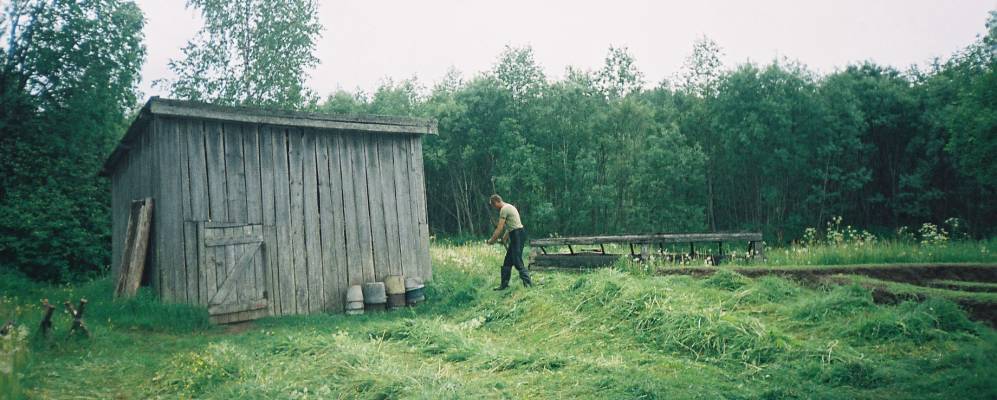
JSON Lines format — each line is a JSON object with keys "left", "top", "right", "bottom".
{"left": 198, "top": 222, "right": 269, "bottom": 321}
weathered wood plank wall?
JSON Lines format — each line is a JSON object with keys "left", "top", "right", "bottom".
{"left": 410, "top": 137, "right": 432, "bottom": 281}
{"left": 111, "top": 121, "right": 158, "bottom": 296}
{"left": 122, "top": 116, "right": 432, "bottom": 318}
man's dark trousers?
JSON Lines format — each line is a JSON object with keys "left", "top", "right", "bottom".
{"left": 501, "top": 228, "right": 532, "bottom": 287}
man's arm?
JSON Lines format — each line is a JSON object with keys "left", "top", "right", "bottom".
{"left": 487, "top": 218, "right": 506, "bottom": 244}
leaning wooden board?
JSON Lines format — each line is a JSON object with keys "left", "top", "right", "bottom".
{"left": 114, "top": 198, "right": 154, "bottom": 298}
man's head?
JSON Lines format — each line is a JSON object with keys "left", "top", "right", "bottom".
{"left": 489, "top": 194, "right": 504, "bottom": 210}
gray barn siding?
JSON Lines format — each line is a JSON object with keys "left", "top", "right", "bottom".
{"left": 410, "top": 137, "right": 433, "bottom": 281}
{"left": 337, "top": 133, "right": 365, "bottom": 290}
{"left": 258, "top": 125, "right": 279, "bottom": 315}
{"left": 392, "top": 136, "right": 414, "bottom": 280}
{"left": 269, "top": 126, "right": 295, "bottom": 314}
{"left": 108, "top": 99, "right": 434, "bottom": 320}
{"left": 139, "top": 128, "right": 158, "bottom": 296}
{"left": 111, "top": 120, "right": 159, "bottom": 294}
{"left": 243, "top": 124, "right": 265, "bottom": 309}
{"left": 317, "top": 133, "right": 347, "bottom": 312}
{"left": 287, "top": 128, "right": 309, "bottom": 313}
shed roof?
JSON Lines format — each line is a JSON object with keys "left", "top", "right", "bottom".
{"left": 101, "top": 97, "right": 438, "bottom": 176}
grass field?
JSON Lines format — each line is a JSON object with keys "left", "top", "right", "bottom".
{"left": 2, "top": 242, "right": 996, "bottom": 399}
{"left": 746, "top": 239, "right": 997, "bottom": 266}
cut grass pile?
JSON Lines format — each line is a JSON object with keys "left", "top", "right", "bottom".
{"left": 824, "top": 275, "right": 997, "bottom": 304}
{"left": 1, "top": 243, "right": 996, "bottom": 399}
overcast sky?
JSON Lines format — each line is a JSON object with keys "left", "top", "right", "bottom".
{"left": 135, "top": 0, "right": 995, "bottom": 98}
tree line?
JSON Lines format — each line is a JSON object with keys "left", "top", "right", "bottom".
{"left": 1, "top": 0, "right": 993, "bottom": 281}
{"left": 322, "top": 29, "right": 996, "bottom": 243}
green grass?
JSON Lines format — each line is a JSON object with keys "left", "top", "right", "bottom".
{"left": 830, "top": 274, "right": 997, "bottom": 304}
{"left": 2, "top": 243, "right": 996, "bottom": 399}
{"left": 742, "top": 239, "right": 997, "bottom": 266}
{"left": 927, "top": 279, "right": 997, "bottom": 292}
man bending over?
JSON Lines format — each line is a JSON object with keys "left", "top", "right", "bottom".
{"left": 486, "top": 194, "right": 533, "bottom": 290}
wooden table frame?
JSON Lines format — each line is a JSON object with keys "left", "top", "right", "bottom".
{"left": 529, "top": 232, "right": 765, "bottom": 268}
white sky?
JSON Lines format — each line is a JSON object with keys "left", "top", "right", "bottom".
{"left": 135, "top": 0, "right": 995, "bottom": 98}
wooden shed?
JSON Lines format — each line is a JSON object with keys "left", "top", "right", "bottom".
{"left": 101, "top": 97, "right": 436, "bottom": 323}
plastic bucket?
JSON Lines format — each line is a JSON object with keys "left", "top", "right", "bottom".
{"left": 405, "top": 287, "right": 425, "bottom": 305}
{"left": 405, "top": 277, "right": 425, "bottom": 305}
{"left": 346, "top": 285, "right": 364, "bottom": 303}
{"left": 384, "top": 275, "right": 405, "bottom": 295}
{"left": 362, "top": 282, "right": 387, "bottom": 312}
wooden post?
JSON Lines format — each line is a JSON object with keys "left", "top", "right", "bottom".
{"left": 717, "top": 241, "right": 724, "bottom": 264}
{"left": 752, "top": 240, "right": 766, "bottom": 261}
{"left": 39, "top": 299, "right": 55, "bottom": 337}
{"left": 640, "top": 244, "right": 649, "bottom": 262}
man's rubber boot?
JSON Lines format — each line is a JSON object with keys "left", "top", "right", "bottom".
{"left": 493, "top": 286, "right": 509, "bottom": 291}
{"left": 520, "top": 270, "right": 533, "bottom": 288}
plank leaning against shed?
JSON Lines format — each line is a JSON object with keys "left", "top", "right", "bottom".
{"left": 101, "top": 97, "right": 437, "bottom": 323}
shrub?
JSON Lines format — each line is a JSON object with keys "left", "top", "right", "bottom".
{"left": 0, "top": 181, "right": 111, "bottom": 283}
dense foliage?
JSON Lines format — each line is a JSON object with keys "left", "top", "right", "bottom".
{"left": 0, "top": 0, "right": 145, "bottom": 281}
{"left": 316, "top": 17, "right": 996, "bottom": 241}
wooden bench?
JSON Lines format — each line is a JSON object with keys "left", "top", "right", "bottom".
{"left": 529, "top": 232, "right": 765, "bottom": 268}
